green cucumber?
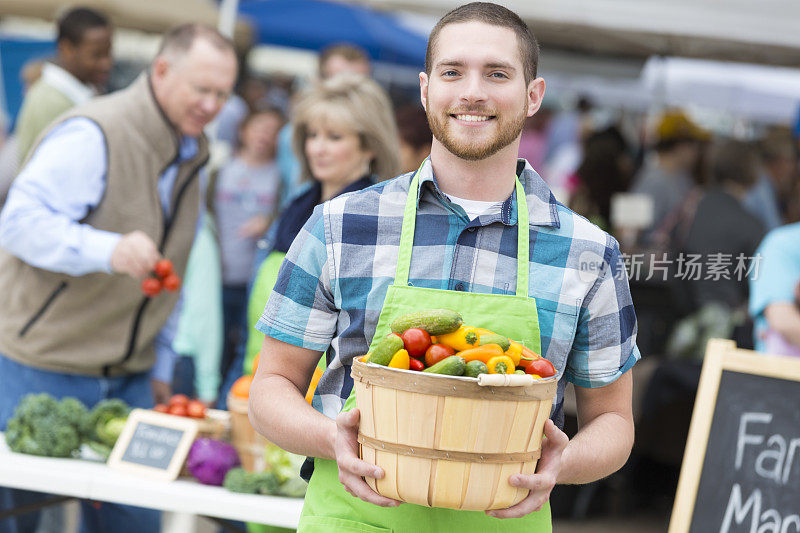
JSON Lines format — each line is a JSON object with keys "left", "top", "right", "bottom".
{"left": 514, "top": 370, "right": 526, "bottom": 375}
{"left": 369, "top": 334, "right": 405, "bottom": 366}
{"left": 478, "top": 333, "right": 510, "bottom": 351}
{"left": 422, "top": 355, "right": 466, "bottom": 376}
{"left": 464, "top": 360, "right": 489, "bottom": 378}
{"left": 390, "top": 309, "right": 462, "bottom": 335}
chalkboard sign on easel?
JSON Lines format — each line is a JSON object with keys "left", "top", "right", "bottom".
{"left": 107, "top": 408, "right": 199, "bottom": 481}
{"left": 669, "top": 339, "right": 800, "bottom": 533}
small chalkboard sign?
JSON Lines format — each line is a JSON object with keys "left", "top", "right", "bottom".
{"left": 107, "top": 408, "right": 199, "bottom": 481}
{"left": 669, "top": 339, "right": 800, "bottom": 533}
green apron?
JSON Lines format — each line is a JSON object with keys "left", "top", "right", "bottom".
{"left": 299, "top": 168, "right": 551, "bottom": 532}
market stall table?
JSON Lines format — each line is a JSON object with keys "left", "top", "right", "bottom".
{"left": 0, "top": 435, "right": 303, "bottom": 529}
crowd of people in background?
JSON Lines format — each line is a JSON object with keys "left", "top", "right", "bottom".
{"left": 0, "top": 4, "right": 799, "bottom": 529}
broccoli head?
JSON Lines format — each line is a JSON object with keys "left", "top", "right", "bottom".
{"left": 223, "top": 468, "right": 280, "bottom": 495}
{"left": 5, "top": 394, "right": 86, "bottom": 457}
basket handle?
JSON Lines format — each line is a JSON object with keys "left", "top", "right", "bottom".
{"left": 477, "top": 374, "right": 535, "bottom": 387}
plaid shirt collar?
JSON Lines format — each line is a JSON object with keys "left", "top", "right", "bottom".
{"left": 416, "top": 157, "right": 561, "bottom": 229}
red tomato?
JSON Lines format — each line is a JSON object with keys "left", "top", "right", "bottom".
{"left": 424, "top": 343, "right": 456, "bottom": 367}
{"left": 409, "top": 358, "right": 425, "bottom": 371}
{"left": 153, "top": 404, "right": 169, "bottom": 413}
{"left": 141, "top": 277, "right": 161, "bottom": 297}
{"left": 154, "top": 259, "right": 174, "bottom": 279}
{"left": 168, "top": 394, "right": 189, "bottom": 407}
{"left": 401, "top": 328, "right": 432, "bottom": 357}
{"left": 525, "top": 358, "right": 556, "bottom": 378}
{"left": 186, "top": 400, "right": 207, "bottom": 419}
{"left": 162, "top": 274, "right": 181, "bottom": 292}
{"left": 168, "top": 404, "right": 188, "bottom": 417}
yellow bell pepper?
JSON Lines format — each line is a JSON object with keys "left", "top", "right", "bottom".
{"left": 437, "top": 325, "right": 480, "bottom": 352}
{"left": 388, "top": 349, "right": 410, "bottom": 370}
{"left": 487, "top": 355, "right": 515, "bottom": 374}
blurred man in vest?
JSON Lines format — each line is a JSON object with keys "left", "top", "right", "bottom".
{"left": 0, "top": 24, "right": 237, "bottom": 533}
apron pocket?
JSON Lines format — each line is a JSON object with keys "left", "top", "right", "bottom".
{"left": 298, "top": 516, "right": 393, "bottom": 533}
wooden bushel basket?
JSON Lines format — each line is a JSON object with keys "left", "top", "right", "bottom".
{"left": 227, "top": 394, "right": 271, "bottom": 472}
{"left": 352, "top": 357, "right": 557, "bottom": 511}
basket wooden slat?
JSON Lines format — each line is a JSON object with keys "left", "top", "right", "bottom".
{"left": 352, "top": 357, "right": 556, "bottom": 511}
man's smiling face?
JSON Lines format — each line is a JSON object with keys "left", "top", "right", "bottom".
{"left": 421, "top": 21, "right": 534, "bottom": 161}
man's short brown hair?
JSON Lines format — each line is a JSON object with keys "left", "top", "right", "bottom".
{"left": 425, "top": 2, "right": 539, "bottom": 85}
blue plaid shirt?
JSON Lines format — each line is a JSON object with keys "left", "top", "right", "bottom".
{"left": 257, "top": 159, "right": 640, "bottom": 425}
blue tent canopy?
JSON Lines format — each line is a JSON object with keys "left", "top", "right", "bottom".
{"left": 238, "top": 0, "right": 427, "bottom": 68}
{"left": 0, "top": 36, "right": 55, "bottom": 131}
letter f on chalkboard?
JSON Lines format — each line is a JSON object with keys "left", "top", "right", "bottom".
{"left": 735, "top": 412, "right": 771, "bottom": 470}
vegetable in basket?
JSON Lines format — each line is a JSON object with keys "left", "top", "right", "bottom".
{"left": 83, "top": 398, "right": 131, "bottom": 459}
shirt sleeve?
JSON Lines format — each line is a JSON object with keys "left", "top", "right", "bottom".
{"left": 255, "top": 205, "right": 338, "bottom": 351}
{"left": 749, "top": 228, "right": 800, "bottom": 320}
{"left": 0, "top": 118, "right": 121, "bottom": 276}
{"left": 565, "top": 237, "right": 640, "bottom": 388}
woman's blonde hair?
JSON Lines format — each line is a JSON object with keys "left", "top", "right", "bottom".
{"left": 292, "top": 74, "right": 401, "bottom": 183}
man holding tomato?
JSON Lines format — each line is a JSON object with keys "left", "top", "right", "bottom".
{"left": 250, "top": 3, "right": 639, "bottom": 531}
{"left": 0, "top": 25, "right": 236, "bottom": 533}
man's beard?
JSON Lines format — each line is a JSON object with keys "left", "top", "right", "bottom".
{"left": 427, "top": 103, "right": 527, "bottom": 161}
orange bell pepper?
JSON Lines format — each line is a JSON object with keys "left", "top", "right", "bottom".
{"left": 457, "top": 343, "right": 504, "bottom": 363}
{"left": 516, "top": 345, "right": 541, "bottom": 369}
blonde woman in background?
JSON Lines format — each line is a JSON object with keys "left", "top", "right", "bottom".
{"left": 219, "top": 74, "right": 400, "bottom": 410}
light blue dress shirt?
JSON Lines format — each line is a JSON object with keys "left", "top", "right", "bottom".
{"left": 0, "top": 117, "right": 200, "bottom": 384}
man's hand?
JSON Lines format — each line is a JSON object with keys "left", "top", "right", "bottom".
{"left": 110, "top": 231, "right": 161, "bottom": 279}
{"left": 150, "top": 379, "right": 172, "bottom": 405}
{"left": 486, "top": 419, "right": 569, "bottom": 519}
{"left": 334, "top": 409, "right": 401, "bottom": 507}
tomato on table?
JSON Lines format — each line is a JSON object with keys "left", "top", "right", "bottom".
{"left": 186, "top": 400, "right": 207, "bottom": 419}
{"left": 401, "top": 328, "right": 432, "bottom": 357}
{"left": 168, "top": 394, "right": 189, "bottom": 407}
{"left": 424, "top": 343, "right": 455, "bottom": 367}
{"left": 168, "top": 404, "right": 188, "bottom": 417}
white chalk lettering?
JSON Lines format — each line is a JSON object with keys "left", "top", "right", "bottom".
{"left": 759, "top": 509, "right": 781, "bottom": 533}
{"left": 756, "top": 435, "right": 787, "bottom": 484}
{"left": 782, "top": 515, "right": 800, "bottom": 533}
{"left": 783, "top": 438, "right": 800, "bottom": 486}
{"left": 721, "top": 484, "right": 761, "bottom": 533}
{"left": 737, "top": 413, "right": 772, "bottom": 470}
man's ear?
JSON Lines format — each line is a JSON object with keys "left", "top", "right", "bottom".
{"left": 151, "top": 56, "right": 169, "bottom": 82}
{"left": 419, "top": 72, "right": 428, "bottom": 112}
{"left": 526, "top": 77, "right": 546, "bottom": 117}
{"left": 57, "top": 40, "right": 75, "bottom": 64}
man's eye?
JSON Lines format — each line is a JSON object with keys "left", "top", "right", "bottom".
{"left": 442, "top": 70, "right": 459, "bottom": 77}
{"left": 490, "top": 72, "right": 508, "bottom": 79}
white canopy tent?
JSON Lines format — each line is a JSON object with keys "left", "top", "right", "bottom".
{"left": 360, "top": 0, "right": 800, "bottom": 67}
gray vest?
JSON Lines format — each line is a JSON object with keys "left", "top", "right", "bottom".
{"left": 0, "top": 74, "right": 208, "bottom": 376}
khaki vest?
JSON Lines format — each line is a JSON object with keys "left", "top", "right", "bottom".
{"left": 0, "top": 74, "right": 208, "bottom": 376}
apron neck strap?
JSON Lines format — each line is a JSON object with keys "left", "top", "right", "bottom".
{"left": 395, "top": 163, "right": 530, "bottom": 298}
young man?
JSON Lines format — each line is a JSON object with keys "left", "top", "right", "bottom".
{"left": 15, "top": 7, "right": 113, "bottom": 161}
{"left": 250, "top": 3, "right": 638, "bottom": 530}
{"left": 0, "top": 24, "right": 237, "bottom": 533}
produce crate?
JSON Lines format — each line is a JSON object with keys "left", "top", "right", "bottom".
{"left": 352, "top": 356, "right": 556, "bottom": 511}
{"left": 227, "top": 394, "right": 271, "bottom": 472}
